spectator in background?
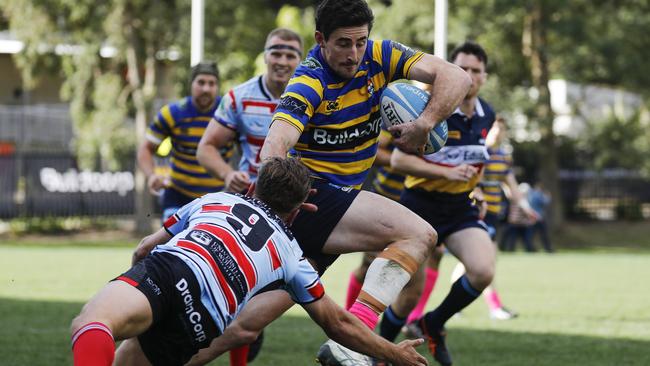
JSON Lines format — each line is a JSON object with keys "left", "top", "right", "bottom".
{"left": 501, "top": 182, "right": 537, "bottom": 252}
{"left": 137, "top": 62, "right": 234, "bottom": 221}
{"left": 529, "top": 181, "right": 554, "bottom": 253}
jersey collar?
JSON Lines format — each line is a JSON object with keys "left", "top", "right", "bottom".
{"left": 258, "top": 75, "right": 273, "bottom": 101}
{"left": 452, "top": 97, "right": 485, "bottom": 118}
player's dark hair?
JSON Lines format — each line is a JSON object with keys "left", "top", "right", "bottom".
{"left": 255, "top": 157, "right": 312, "bottom": 215}
{"left": 450, "top": 41, "right": 488, "bottom": 67}
{"left": 315, "top": 0, "right": 374, "bottom": 40}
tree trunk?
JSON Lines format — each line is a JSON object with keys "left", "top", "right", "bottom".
{"left": 126, "top": 34, "right": 157, "bottom": 236}
{"left": 524, "top": 0, "right": 564, "bottom": 228}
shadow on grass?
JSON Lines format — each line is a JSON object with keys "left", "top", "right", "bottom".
{"left": 2, "top": 297, "right": 649, "bottom": 366}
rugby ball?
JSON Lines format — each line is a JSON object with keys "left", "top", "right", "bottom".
{"left": 380, "top": 82, "right": 448, "bottom": 154}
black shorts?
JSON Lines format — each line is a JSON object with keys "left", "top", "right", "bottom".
{"left": 291, "top": 179, "right": 360, "bottom": 274}
{"left": 116, "top": 253, "right": 221, "bottom": 366}
{"left": 400, "top": 189, "right": 487, "bottom": 245}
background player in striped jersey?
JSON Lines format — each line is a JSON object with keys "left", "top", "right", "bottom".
{"left": 137, "top": 62, "right": 234, "bottom": 220}
{"left": 70, "top": 158, "right": 428, "bottom": 366}
{"left": 197, "top": 28, "right": 303, "bottom": 193}
{"left": 254, "top": 0, "right": 471, "bottom": 364}
{"left": 196, "top": 27, "right": 303, "bottom": 365}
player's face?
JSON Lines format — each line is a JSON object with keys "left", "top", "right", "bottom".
{"left": 265, "top": 36, "right": 302, "bottom": 86}
{"left": 453, "top": 53, "right": 486, "bottom": 99}
{"left": 316, "top": 25, "right": 369, "bottom": 80}
{"left": 191, "top": 74, "right": 219, "bottom": 111}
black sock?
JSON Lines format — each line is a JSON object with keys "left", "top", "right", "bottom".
{"left": 424, "top": 275, "right": 480, "bottom": 330}
{"left": 379, "top": 305, "right": 407, "bottom": 342}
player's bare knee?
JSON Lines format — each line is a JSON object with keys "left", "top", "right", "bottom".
{"left": 467, "top": 264, "right": 495, "bottom": 290}
{"left": 412, "top": 224, "right": 438, "bottom": 258}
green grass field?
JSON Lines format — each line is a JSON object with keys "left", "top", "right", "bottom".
{"left": 1, "top": 243, "right": 650, "bottom": 365}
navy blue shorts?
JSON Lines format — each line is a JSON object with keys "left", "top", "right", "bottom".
{"left": 483, "top": 212, "right": 500, "bottom": 240}
{"left": 291, "top": 179, "right": 360, "bottom": 275}
{"left": 400, "top": 189, "right": 487, "bottom": 245}
{"left": 161, "top": 187, "right": 195, "bottom": 221}
{"left": 116, "top": 253, "right": 221, "bottom": 366}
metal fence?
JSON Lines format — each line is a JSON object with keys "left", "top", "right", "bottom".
{"left": 560, "top": 169, "right": 650, "bottom": 220}
{"left": 1, "top": 104, "right": 649, "bottom": 221}
{"left": 0, "top": 104, "right": 73, "bottom": 151}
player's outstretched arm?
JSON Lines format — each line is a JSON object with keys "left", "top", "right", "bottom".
{"left": 197, "top": 119, "right": 251, "bottom": 192}
{"left": 304, "top": 294, "right": 428, "bottom": 366}
{"left": 391, "top": 148, "right": 477, "bottom": 183}
{"left": 137, "top": 140, "right": 167, "bottom": 195}
{"left": 390, "top": 54, "right": 471, "bottom": 154}
{"left": 132, "top": 228, "right": 172, "bottom": 265}
{"left": 184, "top": 290, "right": 296, "bottom": 366}
{"left": 259, "top": 120, "right": 301, "bottom": 162}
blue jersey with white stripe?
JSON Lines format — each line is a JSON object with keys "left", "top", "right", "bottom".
{"left": 405, "top": 98, "right": 495, "bottom": 194}
{"left": 273, "top": 39, "right": 424, "bottom": 188}
{"left": 154, "top": 192, "right": 323, "bottom": 333}
{"left": 214, "top": 76, "right": 279, "bottom": 180}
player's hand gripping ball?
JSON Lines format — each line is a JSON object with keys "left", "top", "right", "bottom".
{"left": 380, "top": 82, "right": 448, "bottom": 154}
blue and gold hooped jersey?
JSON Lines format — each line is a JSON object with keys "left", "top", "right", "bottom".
{"left": 405, "top": 98, "right": 495, "bottom": 194}
{"left": 371, "top": 130, "right": 406, "bottom": 201}
{"left": 482, "top": 147, "right": 512, "bottom": 214}
{"left": 273, "top": 39, "right": 424, "bottom": 188}
{"left": 146, "top": 96, "right": 235, "bottom": 198}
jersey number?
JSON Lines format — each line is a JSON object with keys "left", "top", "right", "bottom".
{"left": 227, "top": 203, "right": 274, "bottom": 252}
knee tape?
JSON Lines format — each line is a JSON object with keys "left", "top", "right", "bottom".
{"left": 357, "top": 248, "right": 418, "bottom": 312}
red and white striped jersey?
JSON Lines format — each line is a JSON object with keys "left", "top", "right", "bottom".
{"left": 156, "top": 192, "right": 324, "bottom": 332}
{"left": 214, "top": 75, "right": 279, "bottom": 180}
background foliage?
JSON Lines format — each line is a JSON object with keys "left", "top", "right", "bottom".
{"left": 1, "top": 0, "right": 649, "bottom": 225}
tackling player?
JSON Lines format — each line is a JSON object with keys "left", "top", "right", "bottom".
{"left": 70, "top": 158, "right": 428, "bottom": 366}
{"left": 196, "top": 27, "right": 303, "bottom": 365}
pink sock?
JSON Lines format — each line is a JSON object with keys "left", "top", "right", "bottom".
{"left": 349, "top": 302, "right": 380, "bottom": 329}
{"left": 345, "top": 272, "right": 363, "bottom": 310}
{"left": 407, "top": 268, "right": 439, "bottom": 324}
{"left": 72, "top": 322, "right": 115, "bottom": 366}
{"left": 484, "top": 288, "right": 503, "bottom": 311}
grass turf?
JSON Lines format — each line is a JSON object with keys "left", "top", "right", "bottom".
{"left": 1, "top": 245, "right": 649, "bottom": 365}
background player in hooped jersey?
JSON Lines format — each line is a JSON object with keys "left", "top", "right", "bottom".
{"left": 138, "top": 62, "right": 235, "bottom": 220}
{"left": 197, "top": 28, "right": 303, "bottom": 193}
{"left": 471, "top": 116, "right": 537, "bottom": 318}
{"left": 388, "top": 41, "right": 503, "bottom": 366}
{"left": 253, "top": 0, "right": 472, "bottom": 364}
{"left": 70, "top": 158, "right": 428, "bottom": 366}
{"left": 196, "top": 27, "right": 303, "bottom": 365}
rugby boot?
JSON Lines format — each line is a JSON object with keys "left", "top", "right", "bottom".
{"left": 401, "top": 321, "right": 424, "bottom": 340}
{"left": 246, "top": 329, "right": 264, "bottom": 362}
{"left": 418, "top": 319, "right": 452, "bottom": 366}
{"left": 316, "top": 339, "right": 372, "bottom": 366}
{"left": 489, "top": 307, "right": 518, "bottom": 320}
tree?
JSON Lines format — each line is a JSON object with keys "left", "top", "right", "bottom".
{"left": 1, "top": 0, "right": 283, "bottom": 234}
